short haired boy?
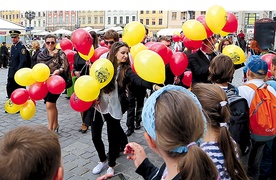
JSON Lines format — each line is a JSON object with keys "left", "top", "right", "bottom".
{"left": 0, "top": 125, "right": 64, "bottom": 180}
{"left": 238, "top": 58, "right": 276, "bottom": 179}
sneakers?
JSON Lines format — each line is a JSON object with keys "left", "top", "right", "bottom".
{"left": 92, "top": 161, "right": 108, "bottom": 174}
{"left": 106, "top": 167, "right": 114, "bottom": 175}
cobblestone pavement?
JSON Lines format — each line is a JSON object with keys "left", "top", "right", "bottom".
{"left": 0, "top": 67, "right": 244, "bottom": 179}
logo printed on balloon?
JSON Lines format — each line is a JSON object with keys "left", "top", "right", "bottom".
{"left": 95, "top": 67, "right": 110, "bottom": 83}
{"left": 228, "top": 52, "right": 240, "bottom": 64}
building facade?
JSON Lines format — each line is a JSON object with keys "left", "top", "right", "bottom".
{"left": 78, "top": 10, "right": 105, "bottom": 29}
{"left": 105, "top": 10, "right": 137, "bottom": 28}
{"left": 20, "top": 11, "right": 47, "bottom": 31}
{"left": 1, "top": 11, "right": 21, "bottom": 24}
{"left": 46, "top": 11, "right": 77, "bottom": 31}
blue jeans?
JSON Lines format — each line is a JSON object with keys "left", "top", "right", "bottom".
{"left": 247, "top": 140, "right": 266, "bottom": 180}
{"left": 259, "top": 137, "right": 276, "bottom": 180}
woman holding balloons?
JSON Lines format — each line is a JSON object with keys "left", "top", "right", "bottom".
{"left": 37, "top": 34, "right": 69, "bottom": 132}
{"left": 91, "top": 41, "right": 153, "bottom": 176}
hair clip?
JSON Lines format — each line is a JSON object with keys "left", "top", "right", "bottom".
{"left": 220, "top": 123, "right": 228, "bottom": 128}
{"left": 220, "top": 100, "right": 227, "bottom": 107}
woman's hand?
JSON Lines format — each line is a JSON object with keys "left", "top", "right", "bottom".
{"left": 124, "top": 142, "right": 147, "bottom": 168}
{"left": 52, "top": 69, "right": 61, "bottom": 75}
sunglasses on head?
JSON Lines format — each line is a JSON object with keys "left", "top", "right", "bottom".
{"left": 104, "top": 40, "right": 114, "bottom": 45}
{"left": 46, "top": 41, "right": 56, "bottom": 45}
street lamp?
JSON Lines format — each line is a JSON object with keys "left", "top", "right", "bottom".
{"left": 25, "top": 11, "right": 35, "bottom": 39}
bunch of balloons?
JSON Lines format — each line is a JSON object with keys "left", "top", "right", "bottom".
{"left": 4, "top": 63, "right": 67, "bottom": 120}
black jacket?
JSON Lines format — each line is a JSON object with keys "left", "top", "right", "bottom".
{"left": 136, "top": 158, "right": 181, "bottom": 180}
{"left": 188, "top": 49, "right": 216, "bottom": 84}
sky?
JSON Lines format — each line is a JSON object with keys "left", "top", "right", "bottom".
{"left": 0, "top": 0, "right": 276, "bottom": 11}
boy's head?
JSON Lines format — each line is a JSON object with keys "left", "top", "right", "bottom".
{"left": 247, "top": 57, "right": 268, "bottom": 79}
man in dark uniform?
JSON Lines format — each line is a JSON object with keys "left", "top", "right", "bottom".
{"left": 1, "top": 42, "right": 9, "bottom": 68}
{"left": 6, "top": 30, "right": 27, "bottom": 98}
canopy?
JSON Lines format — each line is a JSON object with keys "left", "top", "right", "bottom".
{"left": 156, "top": 28, "right": 182, "bottom": 36}
{"left": 51, "top": 29, "right": 73, "bottom": 35}
{"left": 0, "top": 17, "right": 26, "bottom": 36}
{"left": 33, "top": 30, "right": 50, "bottom": 36}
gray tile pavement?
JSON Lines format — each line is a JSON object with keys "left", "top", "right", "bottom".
{"left": 0, "top": 68, "right": 163, "bottom": 180}
{"left": 0, "top": 67, "right": 244, "bottom": 179}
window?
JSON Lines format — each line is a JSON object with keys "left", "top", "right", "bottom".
{"left": 180, "top": 11, "right": 186, "bottom": 20}
{"left": 189, "top": 11, "right": 195, "bottom": 19}
{"left": 34, "top": 21, "right": 36, "bottom": 27}
{"left": 200, "top": 11, "right": 206, "bottom": 15}
{"left": 38, "top": 12, "right": 41, "bottom": 17}
{"left": 16, "top": 14, "right": 19, "bottom": 19}
{"left": 54, "top": 17, "right": 57, "bottom": 23}
{"left": 66, "top": 16, "right": 69, "bottom": 24}
{"left": 108, "top": 17, "right": 111, "bottom": 24}
{"left": 172, "top": 12, "right": 177, "bottom": 20}
{"left": 152, "top": 18, "right": 155, "bottom": 25}
{"left": 21, "top": 14, "right": 23, "bottom": 18}
{"left": 140, "top": 11, "right": 144, "bottom": 14}
{"left": 114, "top": 17, "right": 117, "bottom": 24}
{"left": 132, "top": 16, "right": 135, "bottom": 21}
{"left": 43, "top": 20, "right": 46, "bottom": 27}
{"left": 159, "top": 18, "right": 162, "bottom": 25}
{"left": 120, "top": 16, "right": 123, "bottom": 24}
{"left": 38, "top": 20, "right": 40, "bottom": 27}
{"left": 146, "top": 19, "right": 149, "bottom": 25}
{"left": 72, "top": 15, "right": 75, "bottom": 24}
{"left": 59, "top": 16, "right": 63, "bottom": 24}
{"left": 146, "top": 11, "right": 149, "bottom": 14}
{"left": 100, "top": 16, "right": 103, "bottom": 24}
{"left": 43, "top": 12, "right": 45, "bottom": 17}
{"left": 126, "top": 16, "right": 129, "bottom": 24}
{"left": 9, "top": 15, "right": 11, "bottom": 19}
{"left": 82, "top": 17, "right": 85, "bottom": 24}
{"left": 152, "top": 11, "right": 156, "bottom": 14}
{"left": 94, "top": 17, "right": 98, "bottom": 24}
{"left": 159, "top": 11, "right": 163, "bottom": 13}
{"left": 78, "top": 18, "right": 81, "bottom": 24}
{"left": 25, "top": 20, "right": 27, "bottom": 26}
{"left": 245, "top": 13, "right": 258, "bottom": 25}
{"left": 140, "top": 19, "right": 143, "bottom": 24}
{"left": 88, "top": 17, "right": 91, "bottom": 24}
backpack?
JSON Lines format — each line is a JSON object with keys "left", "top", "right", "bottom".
{"left": 226, "top": 84, "right": 251, "bottom": 155}
{"left": 245, "top": 83, "right": 276, "bottom": 142}
{"left": 58, "top": 50, "right": 73, "bottom": 89}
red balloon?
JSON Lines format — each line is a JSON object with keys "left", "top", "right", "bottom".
{"left": 145, "top": 42, "right": 155, "bottom": 49}
{"left": 64, "top": 49, "right": 77, "bottom": 64}
{"left": 71, "top": 28, "right": 93, "bottom": 55}
{"left": 46, "top": 75, "right": 66, "bottom": 94}
{"left": 182, "top": 71, "right": 193, "bottom": 87}
{"left": 29, "top": 82, "right": 49, "bottom": 100}
{"left": 267, "top": 70, "right": 272, "bottom": 79}
{"left": 172, "top": 34, "right": 180, "bottom": 42}
{"left": 60, "top": 38, "right": 73, "bottom": 51}
{"left": 11, "top": 88, "right": 29, "bottom": 105}
{"left": 70, "top": 93, "right": 93, "bottom": 112}
{"left": 180, "top": 34, "right": 185, "bottom": 42}
{"left": 261, "top": 53, "right": 276, "bottom": 71}
{"left": 100, "top": 40, "right": 107, "bottom": 47}
{"left": 69, "top": 62, "right": 74, "bottom": 72}
{"left": 183, "top": 36, "right": 203, "bottom": 50}
{"left": 196, "top": 15, "right": 214, "bottom": 38}
{"left": 148, "top": 42, "right": 170, "bottom": 65}
{"left": 222, "top": 12, "right": 238, "bottom": 33}
{"left": 170, "top": 52, "right": 188, "bottom": 76}
{"left": 90, "top": 47, "right": 109, "bottom": 62}
{"left": 165, "top": 47, "right": 173, "bottom": 64}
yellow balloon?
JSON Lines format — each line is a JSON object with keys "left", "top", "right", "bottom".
{"left": 20, "top": 99, "right": 36, "bottom": 120}
{"left": 122, "top": 21, "right": 146, "bottom": 47}
{"left": 74, "top": 75, "right": 100, "bottom": 102}
{"left": 56, "top": 43, "right": 61, "bottom": 49}
{"left": 219, "top": 30, "right": 229, "bottom": 37}
{"left": 130, "top": 43, "right": 147, "bottom": 59}
{"left": 79, "top": 46, "right": 94, "bottom": 60}
{"left": 89, "top": 58, "right": 114, "bottom": 89}
{"left": 206, "top": 5, "right": 227, "bottom": 34}
{"left": 222, "top": 45, "right": 246, "bottom": 65}
{"left": 182, "top": 20, "right": 207, "bottom": 40}
{"left": 134, "top": 50, "right": 165, "bottom": 84}
{"left": 32, "top": 63, "right": 50, "bottom": 82}
{"left": 4, "top": 99, "right": 22, "bottom": 114}
{"left": 14, "top": 68, "right": 36, "bottom": 86}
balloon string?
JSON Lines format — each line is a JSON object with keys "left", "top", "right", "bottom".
{"left": 202, "top": 42, "right": 219, "bottom": 56}
{"left": 97, "top": 104, "right": 106, "bottom": 122}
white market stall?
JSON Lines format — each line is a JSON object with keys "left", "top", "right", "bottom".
{"left": 156, "top": 28, "right": 182, "bottom": 36}
{"left": 0, "top": 17, "right": 26, "bottom": 44}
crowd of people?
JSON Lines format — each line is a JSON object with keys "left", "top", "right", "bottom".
{"left": 0, "top": 27, "right": 275, "bottom": 180}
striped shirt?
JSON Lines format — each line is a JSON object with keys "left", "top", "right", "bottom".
{"left": 200, "top": 142, "right": 231, "bottom": 180}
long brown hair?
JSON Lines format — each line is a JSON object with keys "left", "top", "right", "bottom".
{"left": 250, "top": 40, "right": 263, "bottom": 54}
{"left": 191, "top": 83, "right": 248, "bottom": 180}
{"left": 155, "top": 90, "right": 218, "bottom": 180}
{"left": 102, "top": 42, "right": 130, "bottom": 93}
